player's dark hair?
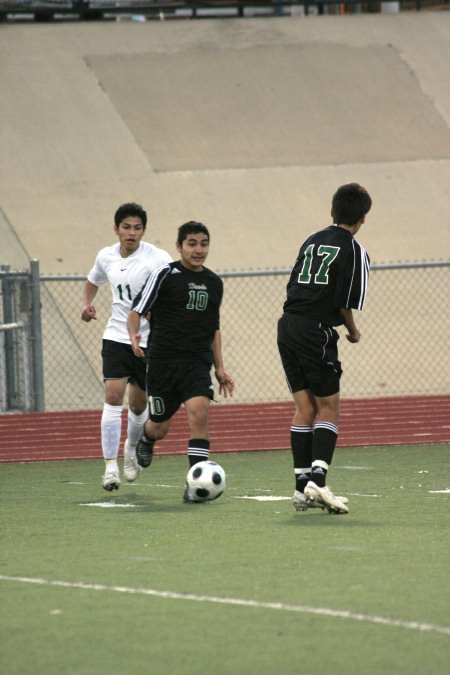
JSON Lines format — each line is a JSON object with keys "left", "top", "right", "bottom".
{"left": 332, "top": 183, "right": 372, "bottom": 226}
{"left": 177, "top": 221, "right": 210, "bottom": 245}
{"left": 114, "top": 203, "right": 147, "bottom": 228}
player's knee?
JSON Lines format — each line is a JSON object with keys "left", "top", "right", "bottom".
{"left": 105, "top": 394, "right": 124, "bottom": 407}
{"left": 148, "top": 420, "right": 170, "bottom": 440}
{"left": 192, "top": 403, "right": 209, "bottom": 421}
{"left": 316, "top": 399, "right": 339, "bottom": 425}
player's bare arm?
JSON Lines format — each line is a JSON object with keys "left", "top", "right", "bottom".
{"left": 81, "top": 280, "right": 98, "bottom": 322}
{"left": 127, "top": 309, "right": 145, "bottom": 357}
{"left": 340, "top": 308, "right": 361, "bottom": 343}
{"left": 211, "top": 330, "right": 235, "bottom": 398}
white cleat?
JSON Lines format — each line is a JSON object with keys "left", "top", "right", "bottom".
{"left": 123, "top": 440, "right": 141, "bottom": 482}
{"left": 102, "top": 466, "right": 120, "bottom": 492}
{"left": 292, "top": 490, "right": 324, "bottom": 512}
{"left": 304, "top": 481, "right": 349, "bottom": 514}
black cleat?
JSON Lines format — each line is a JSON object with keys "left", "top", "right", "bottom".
{"left": 136, "top": 435, "right": 154, "bottom": 468}
{"left": 183, "top": 484, "right": 193, "bottom": 503}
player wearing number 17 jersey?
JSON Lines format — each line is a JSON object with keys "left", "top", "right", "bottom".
{"left": 81, "top": 203, "right": 172, "bottom": 492}
{"left": 277, "top": 183, "right": 372, "bottom": 514}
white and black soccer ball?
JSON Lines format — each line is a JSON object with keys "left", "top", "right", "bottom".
{"left": 185, "top": 461, "right": 226, "bottom": 502}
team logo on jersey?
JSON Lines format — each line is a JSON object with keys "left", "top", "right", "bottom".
{"left": 188, "top": 282, "right": 207, "bottom": 291}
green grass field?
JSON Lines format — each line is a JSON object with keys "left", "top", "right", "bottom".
{"left": 1, "top": 445, "right": 449, "bottom": 675}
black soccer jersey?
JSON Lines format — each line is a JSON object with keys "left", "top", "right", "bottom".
{"left": 132, "top": 261, "right": 223, "bottom": 361}
{"left": 283, "top": 225, "right": 370, "bottom": 326}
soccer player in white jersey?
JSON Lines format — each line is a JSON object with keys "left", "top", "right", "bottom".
{"left": 81, "top": 203, "right": 172, "bottom": 491}
{"left": 277, "top": 184, "right": 372, "bottom": 514}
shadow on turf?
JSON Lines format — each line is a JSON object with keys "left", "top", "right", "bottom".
{"left": 278, "top": 513, "right": 375, "bottom": 527}
{"left": 75, "top": 491, "right": 225, "bottom": 514}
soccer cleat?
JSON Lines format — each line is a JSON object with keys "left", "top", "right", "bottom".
{"left": 304, "top": 481, "right": 349, "bottom": 514}
{"left": 292, "top": 490, "right": 324, "bottom": 512}
{"left": 123, "top": 440, "right": 141, "bottom": 482}
{"left": 183, "top": 483, "right": 202, "bottom": 504}
{"left": 102, "top": 466, "right": 120, "bottom": 492}
{"left": 183, "top": 484, "right": 194, "bottom": 503}
{"left": 135, "top": 434, "right": 154, "bottom": 468}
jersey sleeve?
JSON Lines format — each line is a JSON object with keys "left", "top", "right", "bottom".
{"left": 132, "top": 263, "right": 171, "bottom": 316}
{"left": 86, "top": 251, "right": 107, "bottom": 286}
{"left": 157, "top": 249, "right": 173, "bottom": 266}
{"left": 341, "top": 242, "right": 370, "bottom": 310}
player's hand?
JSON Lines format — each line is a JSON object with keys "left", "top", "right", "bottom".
{"left": 130, "top": 334, "right": 145, "bottom": 358}
{"left": 81, "top": 305, "right": 97, "bottom": 322}
{"left": 346, "top": 329, "right": 361, "bottom": 343}
{"left": 215, "top": 370, "right": 235, "bottom": 398}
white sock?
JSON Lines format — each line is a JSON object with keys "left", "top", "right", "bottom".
{"left": 101, "top": 403, "right": 123, "bottom": 461}
{"left": 127, "top": 409, "right": 148, "bottom": 447}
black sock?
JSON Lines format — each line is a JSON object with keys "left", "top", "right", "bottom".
{"left": 311, "top": 465, "right": 328, "bottom": 488}
{"left": 188, "top": 438, "right": 210, "bottom": 467}
{"left": 311, "top": 422, "right": 338, "bottom": 487}
{"left": 296, "top": 471, "right": 311, "bottom": 493}
{"left": 291, "top": 425, "right": 313, "bottom": 492}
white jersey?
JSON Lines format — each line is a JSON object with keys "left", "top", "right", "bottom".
{"left": 87, "top": 241, "right": 172, "bottom": 345}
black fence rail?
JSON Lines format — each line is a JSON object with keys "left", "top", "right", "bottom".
{"left": 0, "top": 0, "right": 445, "bottom": 21}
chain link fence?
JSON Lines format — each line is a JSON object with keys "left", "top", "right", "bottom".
{"left": 1, "top": 261, "right": 449, "bottom": 412}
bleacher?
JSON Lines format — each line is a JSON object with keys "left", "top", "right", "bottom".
{"left": 0, "top": 0, "right": 443, "bottom": 22}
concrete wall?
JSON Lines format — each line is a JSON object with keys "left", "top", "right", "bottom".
{"left": 1, "top": 14, "right": 449, "bottom": 273}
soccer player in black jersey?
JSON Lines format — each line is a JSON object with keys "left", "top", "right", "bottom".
{"left": 277, "top": 183, "right": 372, "bottom": 514}
{"left": 127, "top": 221, "right": 234, "bottom": 502}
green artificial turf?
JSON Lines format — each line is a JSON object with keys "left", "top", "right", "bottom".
{"left": 1, "top": 445, "right": 449, "bottom": 674}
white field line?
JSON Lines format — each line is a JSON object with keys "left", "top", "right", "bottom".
{"left": 79, "top": 502, "right": 136, "bottom": 508}
{"left": 1, "top": 574, "right": 449, "bottom": 636}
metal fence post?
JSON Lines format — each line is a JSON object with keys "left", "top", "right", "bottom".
{"left": 0, "top": 263, "right": 19, "bottom": 409}
{"left": 29, "top": 259, "right": 45, "bottom": 411}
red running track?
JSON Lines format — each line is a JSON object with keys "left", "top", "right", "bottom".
{"left": 0, "top": 395, "right": 449, "bottom": 463}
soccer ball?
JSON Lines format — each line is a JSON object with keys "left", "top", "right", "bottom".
{"left": 185, "top": 461, "right": 226, "bottom": 503}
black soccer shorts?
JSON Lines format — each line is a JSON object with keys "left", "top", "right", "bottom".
{"left": 277, "top": 314, "right": 342, "bottom": 398}
{"left": 146, "top": 359, "right": 214, "bottom": 422}
{"left": 101, "top": 339, "right": 147, "bottom": 391}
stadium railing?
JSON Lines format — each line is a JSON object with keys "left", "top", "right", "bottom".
{"left": 0, "top": 0, "right": 445, "bottom": 22}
